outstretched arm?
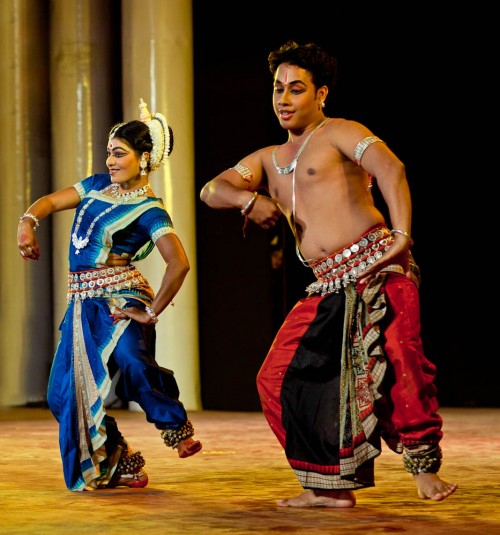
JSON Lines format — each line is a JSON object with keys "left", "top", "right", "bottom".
{"left": 17, "top": 186, "right": 82, "bottom": 261}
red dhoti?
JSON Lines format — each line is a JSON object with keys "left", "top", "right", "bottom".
{"left": 256, "top": 224, "right": 442, "bottom": 490}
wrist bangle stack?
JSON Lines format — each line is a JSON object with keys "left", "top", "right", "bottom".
{"left": 391, "top": 228, "right": 414, "bottom": 247}
{"left": 19, "top": 212, "right": 40, "bottom": 231}
{"left": 241, "top": 191, "right": 258, "bottom": 216}
{"left": 145, "top": 306, "right": 158, "bottom": 324}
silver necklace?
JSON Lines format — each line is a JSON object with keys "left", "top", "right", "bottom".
{"left": 109, "top": 182, "right": 151, "bottom": 200}
{"left": 272, "top": 118, "right": 329, "bottom": 175}
{"left": 71, "top": 183, "right": 150, "bottom": 254}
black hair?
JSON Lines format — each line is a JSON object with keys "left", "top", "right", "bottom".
{"left": 268, "top": 41, "right": 338, "bottom": 91}
{"left": 108, "top": 120, "right": 174, "bottom": 171}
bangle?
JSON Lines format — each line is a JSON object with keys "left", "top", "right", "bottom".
{"left": 391, "top": 228, "right": 414, "bottom": 247}
{"left": 145, "top": 306, "right": 158, "bottom": 324}
{"left": 19, "top": 212, "right": 40, "bottom": 231}
{"left": 241, "top": 191, "right": 258, "bottom": 216}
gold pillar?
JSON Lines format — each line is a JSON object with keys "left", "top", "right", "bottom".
{"left": 49, "top": 0, "right": 117, "bottom": 336}
{"left": 0, "top": 0, "right": 53, "bottom": 406}
{"left": 121, "top": 0, "right": 201, "bottom": 410}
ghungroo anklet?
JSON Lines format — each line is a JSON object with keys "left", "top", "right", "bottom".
{"left": 116, "top": 450, "right": 146, "bottom": 476}
{"left": 402, "top": 446, "right": 442, "bottom": 474}
{"left": 160, "top": 420, "right": 195, "bottom": 448}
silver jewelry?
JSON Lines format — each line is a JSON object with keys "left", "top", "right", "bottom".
{"left": 241, "top": 191, "right": 258, "bottom": 216}
{"left": 71, "top": 183, "right": 150, "bottom": 254}
{"left": 140, "top": 154, "right": 148, "bottom": 176}
{"left": 353, "top": 136, "right": 385, "bottom": 165}
{"left": 272, "top": 118, "right": 329, "bottom": 175}
{"left": 109, "top": 182, "right": 151, "bottom": 200}
{"left": 390, "top": 228, "right": 414, "bottom": 247}
{"left": 145, "top": 305, "right": 158, "bottom": 324}
{"left": 231, "top": 163, "right": 252, "bottom": 186}
{"left": 19, "top": 212, "right": 40, "bottom": 230}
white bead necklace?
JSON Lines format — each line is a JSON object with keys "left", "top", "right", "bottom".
{"left": 71, "top": 183, "right": 151, "bottom": 254}
{"left": 271, "top": 118, "right": 329, "bottom": 175}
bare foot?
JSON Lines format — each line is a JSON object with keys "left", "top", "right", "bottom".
{"left": 176, "top": 437, "right": 202, "bottom": 458}
{"left": 414, "top": 472, "right": 458, "bottom": 501}
{"left": 277, "top": 489, "right": 356, "bottom": 508}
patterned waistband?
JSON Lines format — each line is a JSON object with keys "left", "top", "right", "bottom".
{"left": 67, "top": 265, "right": 146, "bottom": 303}
{"left": 305, "top": 225, "right": 393, "bottom": 296}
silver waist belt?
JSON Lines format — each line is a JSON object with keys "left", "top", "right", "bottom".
{"left": 305, "top": 226, "right": 393, "bottom": 296}
{"left": 67, "top": 265, "right": 145, "bottom": 302}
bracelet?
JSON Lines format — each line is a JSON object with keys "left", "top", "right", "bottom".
{"left": 391, "top": 228, "right": 414, "bottom": 247}
{"left": 241, "top": 191, "right": 258, "bottom": 216}
{"left": 145, "top": 306, "right": 158, "bottom": 324}
{"left": 19, "top": 212, "right": 40, "bottom": 231}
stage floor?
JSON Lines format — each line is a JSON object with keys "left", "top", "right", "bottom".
{"left": 0, "top": 407, "right": 499, "bottom": 534}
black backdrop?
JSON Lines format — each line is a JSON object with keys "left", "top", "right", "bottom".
{"left": 192, "top": 4, "right": 492, "bottom": 409}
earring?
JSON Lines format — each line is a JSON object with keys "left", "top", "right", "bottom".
{"left": 140, "top": 154, "right": 148, "bottom": 176}
{"left": 321, "top": 101, "right": 326, "bottom": 108}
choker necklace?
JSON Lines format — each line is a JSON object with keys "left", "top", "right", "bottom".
{"left": 272, "top": 118, "right": 329, "bottom": 175}
{"left": 109, "top": 182, "right": 151, "bottom": 199}
{"left": 71, "top": 183, "right": 150, "bottom": 254}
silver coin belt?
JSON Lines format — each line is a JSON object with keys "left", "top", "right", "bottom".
{"left": 67, "top": 265, "right": 146, "bottom": 303}
{"left": 305, "top": 226, "right": 393, "bottom": 296}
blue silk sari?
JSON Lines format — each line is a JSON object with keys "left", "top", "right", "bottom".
{"left": 47, "top": 174, "right": 188, "bottom": 491}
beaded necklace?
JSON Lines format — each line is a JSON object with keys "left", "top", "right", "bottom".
{"left": 271, "top": 118, "right": 329, "bottom": 175}
{"left": 71, "top": 183, "right": 150, "bottom": 254}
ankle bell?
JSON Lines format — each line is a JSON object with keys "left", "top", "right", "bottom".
{"left": 160, "top": 419, "right": 195, "bottom": 448}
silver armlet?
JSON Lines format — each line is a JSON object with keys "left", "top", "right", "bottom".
{"left": 231, "top": 163, "right": 253, "bottom": 187}
{"left": 353, "top": 136, "right": 385, "bottom": 165}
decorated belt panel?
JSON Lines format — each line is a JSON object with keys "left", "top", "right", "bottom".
{"left": 67, "top": 265, "right": 146, "bottom": 302}
{"left": 306, "top": 226, "right": 393, "bottom": 295}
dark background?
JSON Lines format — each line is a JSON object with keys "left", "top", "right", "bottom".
{"left": 192, "top": 4, "right": 492, "bottom": 410}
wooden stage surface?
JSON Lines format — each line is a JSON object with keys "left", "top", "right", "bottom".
{"left": 0, "top": 407, "right": 499, "bottom": 534}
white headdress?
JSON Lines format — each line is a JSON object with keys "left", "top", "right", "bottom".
{"left": 138, "top": 98, "right": 171, "bottom": 171}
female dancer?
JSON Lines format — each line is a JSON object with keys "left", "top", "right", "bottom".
{"left": 17, "top": 99, "right": 201, "bottom": 491}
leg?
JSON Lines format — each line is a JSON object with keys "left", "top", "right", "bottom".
{"left": 102, "top": 415, "right": 148, "bottom": 489}
{"left": 257, "top": 294, "right": 365, "bottom": 507}
{"left": 113, "top": 321, "right": 202, "bottom": 458}
{"left": 379, "top": 274, "right": 457, "bottom": 500}
{"left": 106, "top": 448, "right": 149, "bottom": 489}
{"left": 160, "top": 420, "right": 202, "bottom": 458}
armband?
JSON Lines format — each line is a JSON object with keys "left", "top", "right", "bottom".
{"left": 231, "top": 163, "right": 253, "bottom": 189}
{"left": 353, "top": 136, "right": 385, "bottom": 165}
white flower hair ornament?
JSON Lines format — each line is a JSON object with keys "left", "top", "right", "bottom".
{"left": 138, "top": 98, "right": 172, "bottom": 172}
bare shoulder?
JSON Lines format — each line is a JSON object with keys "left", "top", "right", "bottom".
{"left": 234, "top": 144, "right": 277, "bottom": 169}
{"left": 326, "top": 117, "right": 373, "bottom": 137}
{"left": 324, "top": 118, "right": 380, "bottom": 161}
